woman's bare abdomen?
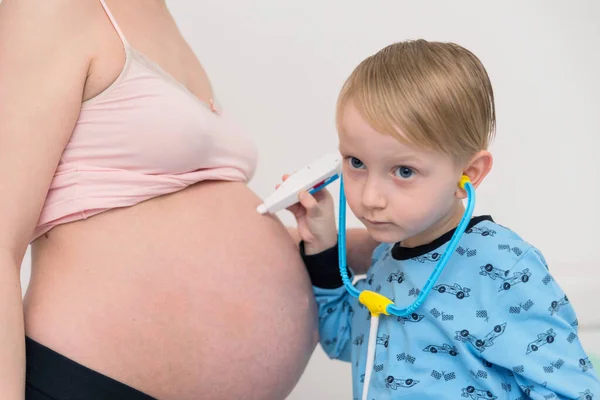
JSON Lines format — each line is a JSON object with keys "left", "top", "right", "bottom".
{"left": 24, "top": 181, "right": 318, "bottom": 400}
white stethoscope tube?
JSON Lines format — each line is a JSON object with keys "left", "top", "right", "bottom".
{"left": 362, "top": 315, "right": 379, "bottom": 400}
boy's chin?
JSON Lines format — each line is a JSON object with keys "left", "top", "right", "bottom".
{"left": 364, "top": 227, "right": 405, "bottom": 244}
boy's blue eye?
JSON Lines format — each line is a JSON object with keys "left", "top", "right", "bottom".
{"left": 395, "top": 166, "right": 414, "bottom": 178}
{"left": 349, "top": 157, "right": 365, "bottom": 169}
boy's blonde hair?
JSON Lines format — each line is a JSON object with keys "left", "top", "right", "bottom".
{"left": 337, "top": 39, "right": 496, "bottom": 163}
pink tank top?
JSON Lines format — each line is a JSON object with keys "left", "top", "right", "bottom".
{"left": 32, "top": 0, "right": 258, "bottom": 241}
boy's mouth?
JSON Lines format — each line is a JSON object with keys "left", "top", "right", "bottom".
{"left": 364, "top": 218, "right": 391, "bottom": 227}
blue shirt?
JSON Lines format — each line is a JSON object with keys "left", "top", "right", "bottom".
{"left": 303, "top": 216, "right": 600, "bottom": 399}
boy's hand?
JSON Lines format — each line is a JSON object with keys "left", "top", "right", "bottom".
{"left": 279, "top": 174, "right": 337, "bottom": 255}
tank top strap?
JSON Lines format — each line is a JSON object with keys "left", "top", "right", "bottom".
{"left": 98, "top": 0, "right": 129, "bottom": 48}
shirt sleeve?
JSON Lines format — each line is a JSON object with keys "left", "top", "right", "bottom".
{"left": 477, "top": 246, "right": 600, "bottom": 399}
{"left": 300, "top": 241, "right": 360, "bottom": 362}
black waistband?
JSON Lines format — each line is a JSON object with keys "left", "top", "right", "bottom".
{"left": 25, "top": 336, "right": 157, "bottom": 400}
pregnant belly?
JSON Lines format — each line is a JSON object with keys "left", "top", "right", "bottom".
{"left": 25, "top": 181, "right": 318, "bottom": 400}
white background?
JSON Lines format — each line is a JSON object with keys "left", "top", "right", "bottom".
{"left": 19, "top": 1, "right": 600, "bottom": 398}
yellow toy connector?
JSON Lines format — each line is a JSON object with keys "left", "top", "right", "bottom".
{"left": 359, "top": 290, "right": 394, "bottom": 316}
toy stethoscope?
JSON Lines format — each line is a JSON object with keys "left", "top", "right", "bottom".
{"left": 335, "top": 174, "right": 475, "bottom": 400}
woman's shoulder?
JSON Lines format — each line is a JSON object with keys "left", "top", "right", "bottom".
{"left": 0, "top": 0, "right": 103, "bottom": 46}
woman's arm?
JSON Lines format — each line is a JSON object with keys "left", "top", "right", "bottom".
{"left": 0, "top": 0, "right": 93, "bottom": 396}
{"left": 287, "top": 227, "right": 378, "bottom": 275}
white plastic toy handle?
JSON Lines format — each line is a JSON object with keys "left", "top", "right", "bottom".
{"left": 256, "top": 152, "right": 342, "bottom": 215}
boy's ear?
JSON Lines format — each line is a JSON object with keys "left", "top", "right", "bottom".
{"left": 456, "top": 150, "right": 493, "bottom": 199}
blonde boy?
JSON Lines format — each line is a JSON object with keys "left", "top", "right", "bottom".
{"left": 288, "top": 40, "right": 600, "bottom": 399}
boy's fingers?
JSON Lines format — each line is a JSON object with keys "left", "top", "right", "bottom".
{"left": 286, "top": 203, "right": 306, "bottom": 219}
{"left": 298, "top": 191, "right": 320, "bottom": 217}
{"left": 312, "top": 189, "right": 331, "bottom": 202}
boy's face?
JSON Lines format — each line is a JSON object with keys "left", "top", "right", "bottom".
{"left": 338, "top": 101, "right": 466, "bottom": 247}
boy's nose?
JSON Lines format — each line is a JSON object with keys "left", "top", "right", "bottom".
{"left": 361, "top": 180, "right": 386, "bottom": 210}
